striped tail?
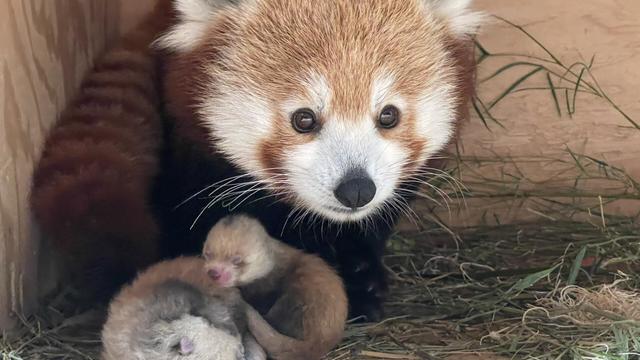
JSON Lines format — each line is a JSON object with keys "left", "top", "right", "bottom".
{"left": 30, "top": 1, "right": 173, "bottom": 299}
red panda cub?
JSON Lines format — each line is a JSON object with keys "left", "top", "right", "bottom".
{"left": 101, "top": 257, "right": 267, "bottom": 360}
{"left": 202, "top": 215, "right": 349, "bottom": 360}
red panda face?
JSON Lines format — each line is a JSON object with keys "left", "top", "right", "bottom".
{"left": 159, "top": 0, "right": 483, "bottom": 222}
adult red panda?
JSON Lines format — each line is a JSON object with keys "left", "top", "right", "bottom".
{"left": 31, "top": 0, "right": 481, "bottom": 320}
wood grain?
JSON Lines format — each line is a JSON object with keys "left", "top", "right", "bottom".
{"left": 473, "top": 0, "right": 640, "bottom": 168}
{"left": 0, "top": 0, "right": 123, "bottom": 329}
{"left": 445, "top": 0, "right": 640, "bottom": 226}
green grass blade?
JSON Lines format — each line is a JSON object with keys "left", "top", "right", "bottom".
{"left": 566, "top": 147, "right": 588, "bottom": 175}
{"left": 582, "top": 66, "right": 640, "bottom": 130}
{"left": 475, "top": 39, "right": 491, "bottom": 64}
{"left": 472, "top": 96, "right": 492, "bottom": 131}
{"left": 565, "top": 88, "right": 572, "bottom": 118}
{"left": 480, "top": 61, "right": 543, "bottom": 83}
{"left": 475, "top": 96, "right": 506, "bottom": 129}
{"left": 567, "top": 246, "right": 587, "bottom": 285}
{"left": 547, "top": 72, "right": 562, "bottom": 117}
{"left": 508, "top": 265, "right": 559, "bottom": 293}
{"left": 489, "top": 67, "right": 544, "bottom": 110}
{"left": 570, "top": 67, "right": 586, "bottom": 115}
{"left": 494, "top": 16, "right": 564, "bottom": 66}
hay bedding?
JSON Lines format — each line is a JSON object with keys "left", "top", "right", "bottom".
{"left": 3, "top": 218, "right": 638, "bottom": 360}
{"left": 2, "top": 19, "right": 639, "bottom": 360}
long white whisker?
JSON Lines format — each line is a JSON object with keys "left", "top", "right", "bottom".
{"left": 223, "top": 182, "right": 268, "bottom": 211}
{"left": 402, "top": 176, "right": 455, "bottom": 203}
{"left": 177, "top": 167, "right": 290, "bottom": 208}
{"left": 282, "top": 204, "right": 304, "bottom": 236}
{"left": 389, "top": 195, "right": 419, "bottom": 227}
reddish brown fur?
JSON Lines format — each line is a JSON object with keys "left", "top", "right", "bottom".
{"left": 220, "top": 0, "right": 452, "bottom": 174}
{"left": 203, "top": 216, "right": 348, "bottom": 360}
{"left": 30, "top": 1, "right": 174, "bottom": 292}
{"left": 162, "top": 14, "right": 238, "bottom": 152}
{"left": 447, "top": 34, "right": 478, "bottom": 138}
{"left": 417, "top": 34, "right": 477, "bottom": 174}
{"left": 162, "top": 0, "right": 475, "bottom": 186}
{"left": 101, "top": 257, "right": 246, "bottom": 360}
{"left": 254, "top": 251, "right": 348, "bottom": 360}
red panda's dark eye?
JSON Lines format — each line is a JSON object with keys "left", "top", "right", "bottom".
{"left": 291, "top": 108, "right": 318, "bottom": 133}
{"left": 378, "top": 105, "right": 400, "bottom": 129}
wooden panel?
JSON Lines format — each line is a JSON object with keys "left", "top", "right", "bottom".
{"left": 447, "top": 0, "right": 640, "bottom": 225}
{"left": 469, "top": 0, "right": 640, "bottom": 175}
{"left": 0, "top": 0, "right": 122, "bottom": 329}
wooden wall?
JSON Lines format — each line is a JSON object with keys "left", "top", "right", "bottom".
{"left": 1, "top": 0, "right": 638, "bottom": 329}
{"left": 449, "top": 0, "right": 640, "bottom": 225}
{"left": 0, "top": 0, "right": 142, "bottom": 330}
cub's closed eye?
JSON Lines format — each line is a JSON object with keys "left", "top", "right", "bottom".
{"left": 291, "top": 108, "right": 319, "bottom": 133}
{"left": 378, "top": 105, "right": 400, "bottom": 129}
{"left": 231, "top": 255, "right": 244, "bottom": 266}
{"left": 203, "top": 251, "right": 212, "bottom": 259}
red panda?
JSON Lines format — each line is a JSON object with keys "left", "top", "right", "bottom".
{"left": 31, "top": 0, "right": 481, "bottom": 320}
{"left": 30, "top": 0, "right": 175, "bottom": 298}
{"left": 202, "top": 215, "right": 349, "bottom": 360}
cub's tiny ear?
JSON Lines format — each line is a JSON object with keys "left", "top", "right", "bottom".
{"left": 155, "top": 0, "right": 240, "bottom": 52}
{"left": 423, "top": 0, "right": 488, "bottom": 38}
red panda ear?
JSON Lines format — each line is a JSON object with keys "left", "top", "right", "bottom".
{"left": 155, "top": 0, "right": 232, "bottom": 52}
{"left": 423, "top": 0, "right": 486, "bottom": 38}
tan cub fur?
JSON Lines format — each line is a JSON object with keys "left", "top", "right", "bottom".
{"left": 203, "top": 215, "right": 349, "bottom": 360}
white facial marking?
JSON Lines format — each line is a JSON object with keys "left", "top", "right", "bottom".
{"left": 285, "top": 117, "right": 408, "bottom": 223}
{"left": 371, "top": 72, "right": 396, "bottom": 112}
{"left": 281, "top": 69, "right": 458, "bottom": 222}
{"left": 424, "top": 0, "right": 486, "bottom": 37}
{"left": 155, "top": 0, "right": 224, "bottom": 52}
{"left": 282, "top": 72, "right": 332, "bottom": 115}
{"left": 306, "top": 72, "right": 332, "bottom": 111}
{"left": 415, "top": 81, "right": 457, "bottom": 160}
{"left": 371, "top": 71, "right": 408, "bottom": 114}
{"left": 200, "top": 85, "right": 274, "bottom": 174}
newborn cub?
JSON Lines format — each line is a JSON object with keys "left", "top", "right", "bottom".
{"left": 203, "top": 215, "right": 348, "bottom": 360}
{"left": 101, "top": 257, "right": 265, "bottom": 360}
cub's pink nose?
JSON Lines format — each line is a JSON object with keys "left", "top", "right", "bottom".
{"left": 207, "top": 268, "right": 222, "bottom": 280}
{"left": 206, "top": 267, "right": 232, "bottom": 286}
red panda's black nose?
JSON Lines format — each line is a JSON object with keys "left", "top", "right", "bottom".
{"left": 334, "top": 172, "right": 377, "bottom": 209}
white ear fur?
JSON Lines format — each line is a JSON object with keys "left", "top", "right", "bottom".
{"left": 425, "top": 0, "right": 486, "bottom": 37}
{"left": 155, "top": 0, "right": 226, "bottom": 52}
